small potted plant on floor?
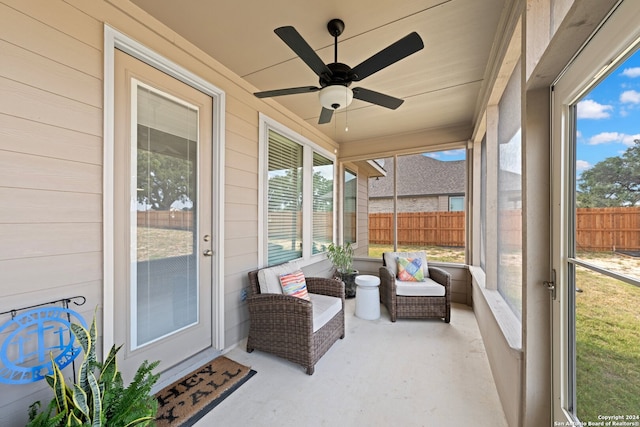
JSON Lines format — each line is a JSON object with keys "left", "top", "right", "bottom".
{"left": 26, "top": 314, "right": 160, "bottom": 427}
{"left": 327, "top": 242, "right": 358, "bottom": 298}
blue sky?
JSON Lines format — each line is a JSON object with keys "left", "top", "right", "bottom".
{"left": 424, "top": 149, "right": 465, "bottom": 161}
{"left": 426, "top": 48, "right": 640, "bottom": 167}
{"left": 577, "top": 49, "right": 640, "bottom": 172}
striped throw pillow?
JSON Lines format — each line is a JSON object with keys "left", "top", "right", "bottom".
{"left": 279, "top": 270, "right": 310, "bottom": 300}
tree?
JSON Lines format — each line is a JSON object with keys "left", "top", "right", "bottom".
{"left": 577, "top": 139, "right": 640, "bottom": 207}
{"left": 267, "top": 168, "right": 302, "bottom": 212}
{"left": 137, "top": 150, "right": 194, "bottom": 211}
{"left": 312, "top": 171, "right": 333, "bottom": 212}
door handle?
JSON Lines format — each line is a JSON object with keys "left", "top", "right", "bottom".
{"left": 203, "top": 249, "right": 213, "bottom": 257}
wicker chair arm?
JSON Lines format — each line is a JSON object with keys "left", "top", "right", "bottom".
{"left": 379, "top": 265, "right": 397, "bottom": 301}
{"left": 428, "top": 266, "right": 451, "bottom": 293}
{"left": 247, "top": 293, "right": 313, "bottom": 320}
{"left": 379, "top": 266, "right": 396, "bottom": 288}
{"left": 305, "top": 277, "right": 344, "bottom": 299}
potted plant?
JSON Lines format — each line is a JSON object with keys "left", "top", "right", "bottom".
{"left": 327, "top": 242, "right": 358, "bottom": 298}
{"left": 27, "top": 314, "right": 160, "bottom": 427}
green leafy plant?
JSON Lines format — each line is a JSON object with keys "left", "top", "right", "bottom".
{"left": 27, "top": 315, "right": 160, "bottom": 427}
{"left": 326, "top": 242, "right": 355, "bottom": 274}
{"left": 327, "top": 242, "right": 358, "bottom": 297}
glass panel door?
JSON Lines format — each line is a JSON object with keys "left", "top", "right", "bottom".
{"left": 114, "top": 50, "right": 213, "bottom": 378}
{"left": 551, "top": 1, "right": 640, "bottom": 422}
{"left": 134, "top": 83, "right": 199, "bottom": 348}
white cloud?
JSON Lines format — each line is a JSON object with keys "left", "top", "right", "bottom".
{"left": 587, "top": 132, "right": 640, "bottom": 146}
{"left": 442, "top": 149, "right": 465, "bottom": 157}
{"left": 576, "top": 160, "right": 591, "bottom": 171}
{"left": 622, "top": 133, "right": 640, "bottom": 146}
{"left": 577, "top": 99, "right": 613, "bottom": 119}
{"left": 588, "top": 132, "right": 624, "bottom": 145}
{"left": 621, "top": 67, "right": 640, "bottom": 78}
{"left": 620, "top": 90, "right": 640, "bottom": 104}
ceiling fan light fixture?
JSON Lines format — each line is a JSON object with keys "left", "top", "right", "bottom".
{"left": 319, "top": 85, "right": 353, "bottom": 110}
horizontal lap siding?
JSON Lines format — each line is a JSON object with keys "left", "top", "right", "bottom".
{"left": 0, "top": 1, "right": 103, "bottom": 424}
{"left": 224, "top": 102, "right": 259, "bottom": 342}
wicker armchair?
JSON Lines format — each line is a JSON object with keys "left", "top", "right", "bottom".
{"left": 246, "top": 268, "right": 345, "bottom": 375}
{"left": 379, "top": 252, "right": 451, "bottom": 323}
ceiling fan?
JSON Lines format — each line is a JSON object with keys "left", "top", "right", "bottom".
{"left": 254, "top": 19, "right": 424, "bottom": 124}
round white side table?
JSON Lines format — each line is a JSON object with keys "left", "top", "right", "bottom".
{"left": 355, "top": 275, "right": 381, "bottom": 320}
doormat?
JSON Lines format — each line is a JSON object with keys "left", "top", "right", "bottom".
{"left": 155, "top": 356, "right": 256, "bottom": 427}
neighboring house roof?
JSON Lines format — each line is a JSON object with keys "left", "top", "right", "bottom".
{"left": 369, "top": 154, "right": 466, "bottom": 198}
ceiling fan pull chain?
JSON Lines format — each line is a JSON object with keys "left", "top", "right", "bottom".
{"left": 345, "top": 87, "right": 349, "bottom": 132}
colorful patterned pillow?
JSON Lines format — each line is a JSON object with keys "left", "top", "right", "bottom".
{"left": 396, "top": 257, "right": 425, "bottom": 282}
{"left": 279, "top": 269, "right": 310, "bottom": 300}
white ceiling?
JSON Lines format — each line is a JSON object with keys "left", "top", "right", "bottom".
{"left": 131, "top": 0, "right": 508, "bottom": 145}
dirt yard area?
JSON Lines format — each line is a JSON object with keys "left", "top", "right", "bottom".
{"left": 577, "top": 251, "right": 639, "bottom": 280}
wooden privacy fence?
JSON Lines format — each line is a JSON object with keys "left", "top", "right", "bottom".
{"left": 369, "top": 211, "right": 466, "bottom": 247}
{"left": 576, "top": 207, "right": 640, "bottom": 251}
{"left": 137, "top": 210, "right": 193, "bottom": 230}
{"left": 137, "top": 207, "right": 640, "bottom": 251}
{"left": 369, "top": 207, "right": 640, "bottom": 251}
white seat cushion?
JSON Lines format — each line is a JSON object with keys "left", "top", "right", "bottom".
{"left": 395, "top": 278, "right": 445, "bottom": 297}
{"left": 309, "top": 293, "right": 342, "bottom": 332}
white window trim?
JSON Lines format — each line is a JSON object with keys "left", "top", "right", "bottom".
{"left": 103, "top": 25, "right": 226, "bottom": 354}
{"left": 258, "top": 113, "right": 336, "bottom": 267}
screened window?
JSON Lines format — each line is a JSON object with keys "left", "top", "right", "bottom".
{"left": 313, "top": 153, "right": 334, "bottom": 254}
{"left": 368, "top": 151, "right": 466, "bottom": 263}
{"left": 343, "top": 168, "right": 357, "bottom": 244}
{"left": 267, "top": 130, "right": 303, "bottom": 265}
{"left": 497, "top": 59, "right": 523, "bottom": 320}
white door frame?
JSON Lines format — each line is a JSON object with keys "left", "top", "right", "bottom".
{"left": 550, "top": 1, "right": 640, "bottom": 421}
{"left": 103, "top": 25, "right": 226, "bottom": 355}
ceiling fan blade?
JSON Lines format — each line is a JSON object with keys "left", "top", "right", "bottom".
{"left": 275, "top": 26, "right": 333, "bottom": 78}
{"left": 352, "top": 87, "right": 404, "bottom": 109}
{"left": 254, "top": 86, "right": 320, "bottom": 98}
{"left": 351, "top": 32, "right": 424, "bottom": 82}
{"left": 318, "top": 107, "right": 334, "bottom": 124}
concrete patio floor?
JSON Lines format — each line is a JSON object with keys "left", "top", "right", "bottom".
{"left": 195, "top": 299, "right": 508, "bottom": 427}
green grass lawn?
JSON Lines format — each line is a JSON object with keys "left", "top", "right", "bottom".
{"left": 575, "top": 266, "right": 640, "bottom": 422}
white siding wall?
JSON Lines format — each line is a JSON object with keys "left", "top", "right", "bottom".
{"left": 0, "top": 1, "right": 104, "bottom": 422}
